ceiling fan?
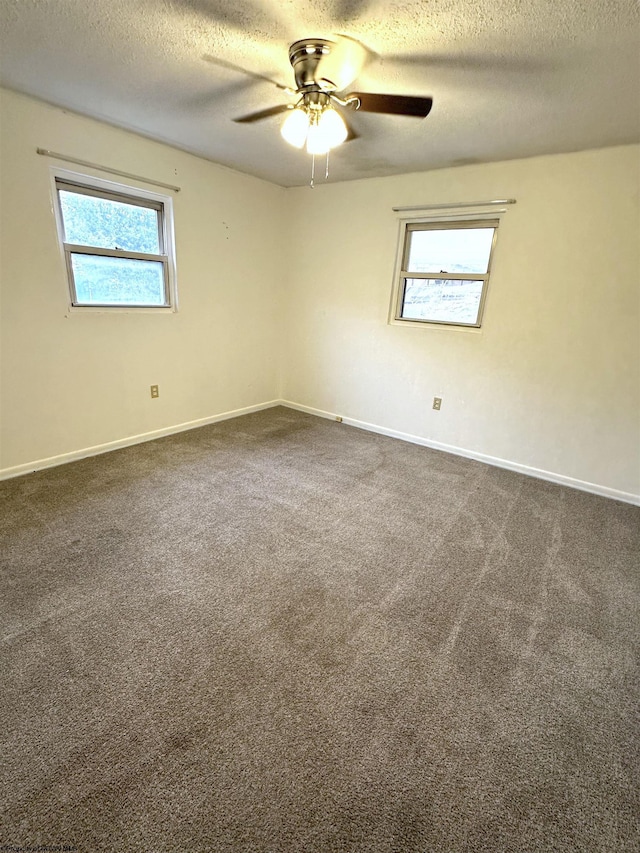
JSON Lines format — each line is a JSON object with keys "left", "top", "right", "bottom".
{"left": 214, "top": 37, "right": 434, "bottom": 162}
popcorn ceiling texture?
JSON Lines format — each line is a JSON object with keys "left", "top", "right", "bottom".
{"left": 0, "top": 0, "right": 638, "bottom": 185}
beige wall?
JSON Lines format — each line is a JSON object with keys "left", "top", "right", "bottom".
{"left": 1, "top": 88, "right": 638, "bottom": 500}
{"left": 0, "top": 89, "right": 285, "bottom": 472}
{"left": 282, "top": 147, "right": 640, "bottom": 500}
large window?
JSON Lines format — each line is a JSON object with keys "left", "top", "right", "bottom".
{"left": 52, "top": 171, "right": 177, "bottom": 310}
{"left": 391, "top": 219, "right": 499, "bottom": 327}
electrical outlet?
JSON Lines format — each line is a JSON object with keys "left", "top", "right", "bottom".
{"left": 150, "top": 385, "right": 159, "bottom": 398}
{"left": 433, "top": 397, "right": 442, "bottom": 410}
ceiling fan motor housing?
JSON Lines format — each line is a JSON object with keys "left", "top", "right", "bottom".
{"left": 232, "top": 37, "right": 433, "bottom": 127}
{"left": 288, "top": 39, "right": 334, "bottom": 91}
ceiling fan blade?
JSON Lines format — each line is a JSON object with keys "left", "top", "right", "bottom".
{"left": 202, "top": 54, "right": 291, "bottom": 92}
{"left": 344, "top": 117, "right": 360, "bottom": 142}
{"left": 184, "top": 0, "right": 277, "bottom": 33}
{"left": 315, "top": 35, "right": 369, "bottom": 91}
{"left": 347, "top": 92, "right": 433, "bottom": 118}
{"left": 233, "top": 104, "right": 293, "bottom": 123}
{"left": 384, "top": 52, "right": 547, "bottom": 73}
{"left": 334, "top": 0, "right": 377, "bottom": 23}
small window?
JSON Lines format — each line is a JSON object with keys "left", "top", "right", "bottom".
{"left": 52, "top": 173, "right": 177, "bottom": 309}
{"left": 391, "top": 219, "right": 499, "bottom": 327}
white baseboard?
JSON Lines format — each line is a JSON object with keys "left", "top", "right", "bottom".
{"left": 280, "top": 400, "right": 640, "bottom": 506}
{"left": 279, "top": 400, "right": 344, "bottom": 423}
{"left": 0, "top": 400, "right": 281, "bottom": 481}
{"left": 3, "top": 397, "right": 638, "bottom": 506}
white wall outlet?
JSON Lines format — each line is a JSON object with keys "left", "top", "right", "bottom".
{"left": 433, "top": 397, "right": 442, "bottom": 410}
{"left": 150, "top": 385, "right": 159, "bottom": 398}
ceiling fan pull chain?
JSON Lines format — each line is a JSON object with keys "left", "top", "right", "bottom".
{"left": 325, "top": 151, "right": 330, "bottom": 181}
{"left": 310, "top": 153, "right": 315, "bottom": 188}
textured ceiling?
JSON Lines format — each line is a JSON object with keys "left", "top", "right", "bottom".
{"left": 1, "top": 0, "right": 639, "bottom": 187}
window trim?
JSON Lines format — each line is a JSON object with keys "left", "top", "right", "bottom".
{"left": 390, "top": 216, "right": 499, "bottom": 330}
{"left": 50, "top": 167, "right": 178, "bottom": 313}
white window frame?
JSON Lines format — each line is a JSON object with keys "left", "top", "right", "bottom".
{"left": 50, "top": 167, "right": 178, "bottom": 313}
{"left": 389, "top": 216, "right": 499, "bottom": 329}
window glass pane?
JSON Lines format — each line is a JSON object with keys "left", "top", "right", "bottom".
{"left": 70, "top": 254, "right": 166, "bottom": 306}
{"left": 407, "top": 228, "right": 494, "bottom": 274}
{"left": 401, "top": 278, "right": 484, "bottom": 325}
{"left": 59, "top": 190, "right": 160, "bottom": 253}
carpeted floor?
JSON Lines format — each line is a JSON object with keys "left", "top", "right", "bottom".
{"left": 1, "top": 406, "right": 638, "bottom": 852}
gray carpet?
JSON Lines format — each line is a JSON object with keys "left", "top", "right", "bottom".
{"left": 1, "top": 406, "right": 638, "bottom": 852}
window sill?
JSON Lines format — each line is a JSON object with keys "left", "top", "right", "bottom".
{"left": 65, "top": 304, "right": 177, "bottom": 315}
{"left": 388, "top": 317, "right": 483, "bottom": 332}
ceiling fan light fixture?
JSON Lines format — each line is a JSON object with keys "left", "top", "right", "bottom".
{"left": 306, "top": 120, "right": 330, "bottom": 155}
{"left": 281, "top": 108, "right": 309, "bottom": 148}
{"left": 306, "top": 106, "right": 347, "bottom": 154}
{"left": 282, "top": 102, "right": 347, "bottom": 156}
{"left": 318, "top": 106, "right": 348, "bottom": 147}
